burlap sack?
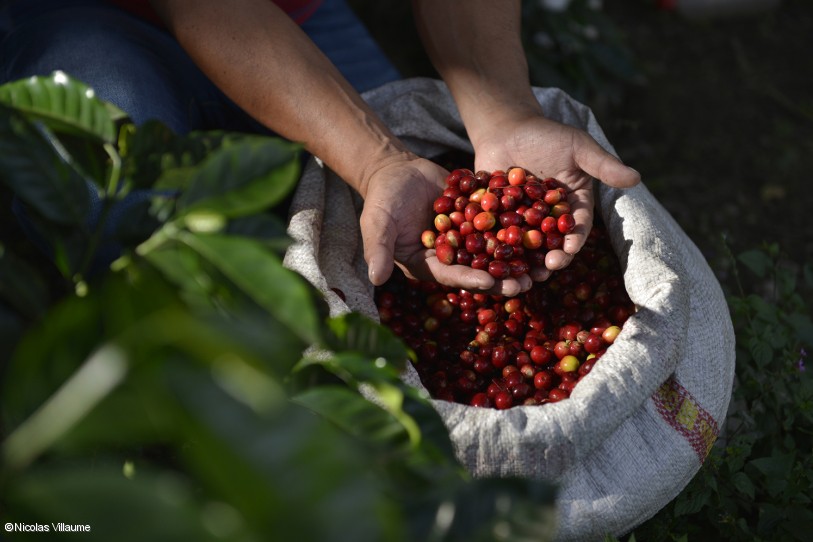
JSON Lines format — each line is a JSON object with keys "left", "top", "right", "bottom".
{"left": 283, "top": 77, "right": 735, "bottom": 541}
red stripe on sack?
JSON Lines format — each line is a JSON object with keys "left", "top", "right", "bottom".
{"left": 652, "top": 375, "right": 719, "bottom": 461}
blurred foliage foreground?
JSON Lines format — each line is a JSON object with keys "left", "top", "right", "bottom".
{"left": 0, "top": 65, "right": 811, "bottom": 542}
{"left": 0, "top": 73, "right": 557, "bottom": 542}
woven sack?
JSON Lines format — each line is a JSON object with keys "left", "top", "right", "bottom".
{"left": 283, "top": 77, "right": 735, "bottom": 541}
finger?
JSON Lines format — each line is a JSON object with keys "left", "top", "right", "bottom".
{"left": 420, "top": 256, "right": 497, "bottom": 291}
{"left": 573, "top": 135, "right": 641, "bottom": 189}
{"left": 416, "top": 256, "right": 536, "bottom": 297}
{"left": 360, "top": 207, "right": 398, "bottom": 286}
{"left": 545, "top": 249, "right": 574, "bottom": 271}
{"left": 478, "top": 276, "right": 529, "bottom": 297}
{"left": 563, "top": 184, "right": 594, "bottom": 255}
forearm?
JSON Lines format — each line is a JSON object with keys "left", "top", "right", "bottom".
{"left": 411, "top": 0, "right": 543, "bottom": 148}
{"left": 150, "top": 0, "right": 410, "bottom": 197}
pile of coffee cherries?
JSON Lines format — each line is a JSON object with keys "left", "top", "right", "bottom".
{"left": 422, "top": 167, "right": 576, "bottom": 279}
{"left": 375, "top": 169, "right": 635, "bottom": 409}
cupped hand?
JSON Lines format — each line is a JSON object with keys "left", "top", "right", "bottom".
{"left": 360, "top": 155, "right": 533, "bottom": 296}
{"left": 473, "top": 113, "right": 640, "bottom": 279}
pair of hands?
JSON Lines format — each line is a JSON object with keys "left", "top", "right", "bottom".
{"left": 360, "top": 113, "right": 641, "bottom": 297}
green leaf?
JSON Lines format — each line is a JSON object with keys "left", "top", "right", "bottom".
{"left": 327, "top": 312, "right": 411, "bottom": 369}
{"left": 303, "top": 351, "right": 403, "bottom": 386}
{"left": 747, "top": 294, "right": 780, "bottom": 325}
{"left": 0, "top": 305, "right": 25, "bottom": 367}
{"left": 738, "top": 249, "right": 773, "bottom": 278}
{"left": 746, "top": 334, "right": 774, "bottom": 368}
{"left": 3, "top": 343, "right": 128, "bottom": 471}
{"left": 178, "top": 232, "right": 320, "bottom": 344}
{"left": 784, "top": 506, "right": 813, "bottom": 540}
{"left": 227, "top": 213, "right": 292, "bottom": 252}
{"left": 141, "top": 243, "right": 218, "bottom": 311}
{"left": 293, "top": 385, "right": 413, "bottom": 452}
{"left": 731, "top": 471, "right": 756, "bottom": 500}
{"left": 177, "top": 137, "right": 301, "bottom": 218}
{"left": 0, "top": 105, "right": 91, "bottom": 224}
{"left": 167, "top": 364, "right": 398, "bottom": 542}
{"left": 783, "top": 312, "right": 813, "bottom": 347}
{"left": 0, "top": 246, "right": 49, "bottom": 320}
{"left": 750, "top": 450, "right": 796, "bottom": 497}
{"left": 0, "top": 72, "right": 121, "bottom": 144}
{"left": 1, "top": 293, "right": 103, "bottom": 429}
{"left": 757, "top": 503, "right": 785, "bottom": 536}
{"left": 123, "top": 123, "right": 237, "bottom": 189}
{"left": 673, "top": 487, "right": 712, "bottom": 517}
{"left": 4, "top": 466, "right": 222, "bottom": 542}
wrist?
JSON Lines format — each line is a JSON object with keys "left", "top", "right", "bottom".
{"left": 354, "top": 145, "right": 419, "bottom": 200}
{"left": 461, "top": 95, "right": 544, "bottom": 150}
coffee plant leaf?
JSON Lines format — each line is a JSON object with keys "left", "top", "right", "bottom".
{"left": 177, "top": 232, "right": 320, "bottom": 345}
{"left": 0, "top": 246, "right": 49, "bottom": 320}
{"left": 0, "top": 305, "right": 25, "bottom": 369}
{"left": 306, "top": 351, "right": 403, "bottom": 386}
{"left": 124, "top": 122, "right": 242, "bottom": 190}
{"left": 326, "top": 312, "right": 411, "bottom": 369}
{"left": 177, "top": 137, "right": 301, "bottom": 219}
{"left": 2, "top": 466, "right": 221, "bottom": 542}
{"left": 141, "top": 243, "right": 219, "bottom": 312}
{"left": 1, "top": 294, "right": 102, "bottom": 429}
{"left": 0, "top": 105, "right": 91, "bottom": 224}
{"left": 0, "top": 72, "right": 121, "bottom": 144}
{"left": 226, "top": 213, "right": 291, "bottom": 253}
{"left": 166, "top": 363, "right": 397, "bottom": 542}
{"left": 292, "top": 385, "right": 412, "bottom": 453}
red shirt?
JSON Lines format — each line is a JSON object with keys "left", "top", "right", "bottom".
{"left": 108, "top": 0, "right": 323, "bottom": 26}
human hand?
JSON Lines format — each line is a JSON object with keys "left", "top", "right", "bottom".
{"left": 472, "top": 112, "right": 641, "bottom": 280}
{"left": 360, "top": 155, "right": 533, "bottom": 296}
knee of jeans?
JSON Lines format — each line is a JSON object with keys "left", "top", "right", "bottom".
{"left": 1, "top": 9, "right": 194, "bottom": 133}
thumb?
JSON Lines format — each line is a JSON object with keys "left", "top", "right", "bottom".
{"left": 574, "top": 135, "right": 641, "bottom": 188}
{"left": 359, "top": 205, "right": 397, "bottom": 286}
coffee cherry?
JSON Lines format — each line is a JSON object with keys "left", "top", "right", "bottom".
{"left": 435, "top": 243, "right": 455, "bottom": 265}
{"left": 488, "top": 260, "right": 510, "bottom": 280}
{"left": 508, "top": 167, "right": 527, "bottom": 186}
{"left": 504, "top": 225, "right": 523, "bottom": 246}
{"left": 494, "top": 391, "right": 514, "bottom": 410}
{"left": 557, "top": 214, "right": 576, "bottom": 234}
{"left": 544, "top": 189, "right": 562, "bottom": 205}
{"left": 389, "top": 169, "right": 635, "bottom": 409}
{"left": 533, "top": 370, "right": 555, "bottom": 390}
{"left": 434, "top": 196, "right": 454, "bottom": 215}
{"left": 602, "top": 325, "right": 622, "bottom": 344}
{"left": 473, "top": 211, "right": 497, "bottom": 231}
{"left": 470, "top": 392, "right": 492, "bottom": 408}
{"left": 480, "top": 191, "right": 499, "bottom": 212}
{"left": 435, "top": 214, "right": 452, "bottom": 233}
{"left": 548, "top": 388, "right": 569, "bottom": 402}
{"left": 421, "top": 230, "right": 436, "bottom": 249}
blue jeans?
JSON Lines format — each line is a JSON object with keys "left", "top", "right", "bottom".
{"left": 0, "top": 0, "right": 401, "bottom": 133}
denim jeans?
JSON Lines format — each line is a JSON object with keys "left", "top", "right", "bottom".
{"left": 0, "top": 0, "right": 401, "bottom": 133}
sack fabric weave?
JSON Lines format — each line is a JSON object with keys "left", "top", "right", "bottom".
{"left": 283, "top": 77, "right": 735, "bottom": 541}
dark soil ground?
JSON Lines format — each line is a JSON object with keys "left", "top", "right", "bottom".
{"left": 353, "top": 0, "right": 813, "bottom": 289}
